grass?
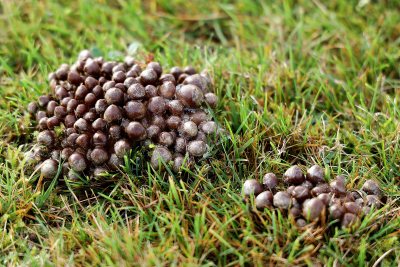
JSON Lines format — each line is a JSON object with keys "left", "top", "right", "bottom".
{"left": 0, "top": 0, "right": 399, "bottom": 265}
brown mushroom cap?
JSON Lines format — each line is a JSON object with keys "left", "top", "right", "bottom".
{"left": 125, "top": 122, "right": 146, "bottom": 140}
{"left": 311, "top": 183, "right": 331, "bottom": 196}
{"left": 362, "top": 179, "right": 381, "bottom": 196}
{"left": 37, "top": 130, "right": 55, "bottom": 146}
{"left": 187, "top": 140, "right": 207, "bottom": 157}
{"left": 181, "top": 121, "right": 198, "bottom": 138}
{"left": 341, "top": 213, "right": 358, "bottom": 228}
{"left": 255, "top": 191, "right": 273, "bottom": 210}
{"left": 283, "top": 166, "right": 305, "bottom": 185}
{"left": 329, "top": 203, "right": 345, "bottom": 220}
{"left": 90, "top": 148, "right": 109, "bottom": 165}
{"left": 40, "top": 159, "right": 58, "bottom": 178}
{"left": 204, "top": 93, "right": 218, "bottom": 108}
{"left": 365, "top": 195, "right": 381, "bottom": 208}
{"left": 183, "top": 74, "right": 208, "bottom": 92}
{"left": 242, "top": 179, "right": 263, "bottom": 197}
{"left": 273, "top": 191, "right": 291, "bottom": 209}
{"left": 114, "top": 139, "right": 131, "bottom": 158}
{"left": 68, "top": 153, "right": 87, "bottom": 172}
{"left": 148, "top": 96, "right": 166, "bottom": 114}
{"left": 150, "top": 147, "right": 172, "bottom": 170}
{"left": 176, "top": 84, "right": 204, "bottom": 108}
{"left": 330, "top": 178, "right": 346, "bottom": 196}
{"left": 302, "top": 198, "right": 324, "bottom": 221}
{"left": 103, "top": 104, "right": 122, "bottom": 123}
{"left": 291, "top": 186, "right": 310, "bottom": 201}
{"left": 262, "top": 173, "right": 278, "bottom": 190}
{"left": 306, "top": 165, "right": 324, "bottom": 184}
{"left": 124, "top": 101, "right": 146, "bottom": 120}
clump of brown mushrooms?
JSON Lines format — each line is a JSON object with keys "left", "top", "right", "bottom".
{"left": 242, "top": 165, "right": 384, "bottom": 229}
{"left": 25, "top": 50, "right": 220, "bottom": 180}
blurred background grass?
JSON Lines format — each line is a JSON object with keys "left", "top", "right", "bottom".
{"left": 0, "top": 0, "right": 399, "bottom": 265}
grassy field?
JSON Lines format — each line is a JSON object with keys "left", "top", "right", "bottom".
{"left": 1, "top": 0, "right": 399, "bottom": 266}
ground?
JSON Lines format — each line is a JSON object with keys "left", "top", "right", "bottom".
{"left": 0, "top": 0, "right": 399, "bottom": 266}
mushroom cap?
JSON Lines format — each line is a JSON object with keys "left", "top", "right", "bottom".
{"left": 365, "top": 195, "right": 381, "bottom": 208}
{"left": 273, "top": 191, "right": 291, "bottom": 209}
{"left": 183, "top": 74, "right": 208, "bottom": 92}
{"left": 126, "top": 121, "right": 146, "bottom": 140}
{"left": 361, "top": 179, "right": 381, "bottom": 196}
{"left": 329, "top": 204, "right": 345, "bottom": 220}
{"left": 242, "top": 179, "right": 263, "bottom": 197}
{"left": 90, "top": 148, "right": 109, "bottom": 165}
{"left": 343, "top": 202, "right": 362, "bottom": 215}
{"left": 150, "top": 147, "right": 172, "bottom": 170}
{"left": 68, "top": 153, "right": 87, "bottom": 172}
{"left": 103, "top": 104, "right": 122, "bottom": 123}
{"left": 176, "top": 84, "right": 204, "bottom": 108}
{"left": 330, "top": 179, "right": 346, "bottom": 196}
{"left": 255, "top": 191, "right": 273, "bottom": 210}
{"left": 306, "top": 165, "right": 324, "bottom": 184}
{"left": 114, "top": 139, "right": 131, "bottom": 158}
{"left": 187, "top": 140, "right": 207, "bottom": 157}
{"left": 262, "top": 173, "right": 278, "bottom": 190}
{"left": 291, "top": 186, "right": 310, "bottom": 201}
{"left": 37, "top": 130, "right": 55, "bottom": 146}
{"left": 283, "top": 165, "right": 304, "bottom": 185}
{"left": 181, "top": 121, "right": 198, "bottom": 138}
{"left": 204, "top": 93, "right": 217, "bottom": 107}
{"left": 172, "top": 156, "right": 185, "bottom": 172}
{"left": 302, "top": 198, "right": 324, "bottom": 221}
{"left": 311, "top": 183, "right": 331, "bottom": 196}
{"left": 40, "top": 159, "right": 58, "bottom": 178}
{"left": 148, "top": 96, "right": 166, "bottom": 114}
{"left": 341, "top": 213, "right": 358, "bottom": 228}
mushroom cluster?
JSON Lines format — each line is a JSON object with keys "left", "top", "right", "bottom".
{"left": 243, "top": 165, "right": 384, "bottom": 228}
{"left": 26, "top": 50, "right": 219, "bottom": 180}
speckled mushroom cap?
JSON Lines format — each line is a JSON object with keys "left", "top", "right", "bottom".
{"left": 26, "top": 50, "right": 220, "bottom": 180}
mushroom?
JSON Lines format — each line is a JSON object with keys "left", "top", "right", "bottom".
{"left": 242, "top": 179, "right": 263, "bottom": 197}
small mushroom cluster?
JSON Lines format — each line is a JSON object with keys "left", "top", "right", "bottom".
{"left": 243, "top": 165, "right": 384, "bottom": 228}
{"left": 25, "top": 50, "right": 219, "bottom": 180}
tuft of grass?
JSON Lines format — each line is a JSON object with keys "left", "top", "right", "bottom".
{"left": 0, "top": 0, "right": 399, "bottom": 265}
